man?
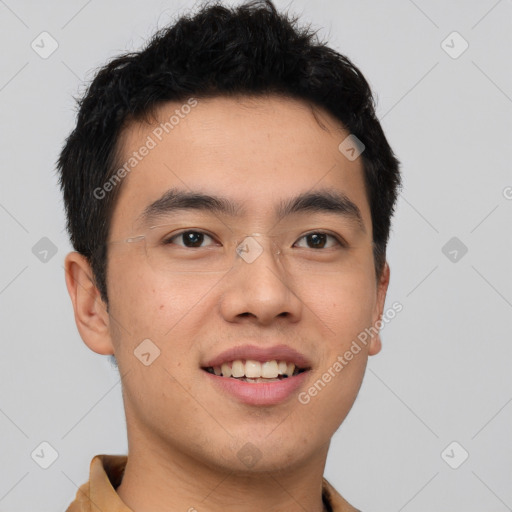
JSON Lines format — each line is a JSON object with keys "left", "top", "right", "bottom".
{"left": 59, "top": 0, "right": 401, "bottom": 510}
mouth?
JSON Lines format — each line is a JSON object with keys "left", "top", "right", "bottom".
{"left": 202, "top": 359, "right": 309, "bottom": 383}
{"left": 200, "top": 344, "right": 313, "bottom": 404}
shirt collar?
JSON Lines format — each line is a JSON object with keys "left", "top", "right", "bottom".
{"left": 66, "top": 454, "right": 358, "bottom": 512}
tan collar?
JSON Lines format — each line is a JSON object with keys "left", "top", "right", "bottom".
{"left": 66, "top": 454, "right": 360, "bottom": 512}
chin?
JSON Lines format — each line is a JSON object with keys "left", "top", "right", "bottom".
{"left": 218, "top": 433, "right": 315, "bottom": 474}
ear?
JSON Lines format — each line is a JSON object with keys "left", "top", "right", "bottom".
{"left": 368, "top": 262, "right": 390, "bottom": 356}
{"left": 64, "top": 251, "right": 114, "bottom": 355}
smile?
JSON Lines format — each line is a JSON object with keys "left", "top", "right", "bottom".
{"left": 203, "top": 359, "right": 307, "bottom": 382}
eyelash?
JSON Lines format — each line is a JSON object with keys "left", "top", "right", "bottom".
{"left": 164, "top": 230, "right": 347, "bottom": 249}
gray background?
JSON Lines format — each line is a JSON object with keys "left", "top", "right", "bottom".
{"left": 1, "top": 0, "right": 511, "bottom": 510}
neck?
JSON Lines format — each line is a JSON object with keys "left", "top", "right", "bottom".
{"left": 116, "top": 427, "right": 331, "bottom": 512}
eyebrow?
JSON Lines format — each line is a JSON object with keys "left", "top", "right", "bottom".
{"left": 136, "top": 187, "right": 366, "bottom": 233}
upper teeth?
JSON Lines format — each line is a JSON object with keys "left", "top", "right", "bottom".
{"left": 212, "top": 360, "right": 297, "bottom": 378}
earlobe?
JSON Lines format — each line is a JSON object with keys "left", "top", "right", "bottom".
{"left": 369, "top": 262, "right": 391, "bottom": 356}
{"left": 64, "top": 251, "right": 114, "bottom": 356}
{"left": 368, "top": 335, "right": 382, "bottom": 356}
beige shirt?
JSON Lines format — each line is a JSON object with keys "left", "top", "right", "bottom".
{"left": 65, "top": 454, "right": 360, "bottom": 511}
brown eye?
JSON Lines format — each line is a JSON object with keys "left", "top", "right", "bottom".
{"left": 295, "top": 232, "right": 341, "bottom": 249}
{"left": 167, "top": 231, "right": 216, "bottom": 248}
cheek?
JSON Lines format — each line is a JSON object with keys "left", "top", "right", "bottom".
{"left": 106, "top": 270, "right": 217, "bottom": 430}
{"left": 292, "top": 259, "right": 376, "bottom": 427}
{"left": 107, "top": 261, "right": 219, "bottom": 339}
{"left": 296, "top": 262, "right": 377, "bottom": 342}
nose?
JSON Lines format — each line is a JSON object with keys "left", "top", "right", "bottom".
{"left": 218, "top": 235, "right": 303, "bottom": 326}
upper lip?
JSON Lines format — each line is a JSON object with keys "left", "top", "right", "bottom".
{"left": 202, "top": 344, "right": 312, "bottom": 369}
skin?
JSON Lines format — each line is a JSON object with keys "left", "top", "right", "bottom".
{"left": 65, "top": 94, "right": 390, "bottom": 512}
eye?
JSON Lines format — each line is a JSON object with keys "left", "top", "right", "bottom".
{"left": 294, "top": 232, "right": 343, "bottom": 249}
{"left": 165, "top": 230, "right": 217, "bottom": 248}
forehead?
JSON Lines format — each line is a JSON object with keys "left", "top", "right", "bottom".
{"left": 109, "top": 95, "right": 371, "bottom": 236}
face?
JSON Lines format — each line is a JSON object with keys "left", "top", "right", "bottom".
{"left": 76, "top": 95, "right": 389, "bottom": 474}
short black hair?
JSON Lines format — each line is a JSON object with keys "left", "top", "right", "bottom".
{"left": 57, "top": 0, "right": 401, "bottom": 305}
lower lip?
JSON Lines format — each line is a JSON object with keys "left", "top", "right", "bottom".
{"left": 203, "top": 370, "right": 310, "bottom": 406}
